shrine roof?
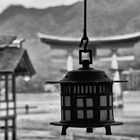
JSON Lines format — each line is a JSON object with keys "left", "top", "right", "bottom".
{"left": 0, "top": 35, "right": 35, "bottom": 76}
{"left": 0, "top": 47, "right": 35, "bottom": 76}
{"left": 0, "top": 35, "right": 17, "bottom": 48}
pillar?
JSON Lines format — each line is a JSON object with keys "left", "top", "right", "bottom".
{"left": 111, "top": 52, "right": 123, "bottom": 108}
{"left": 67, "top": 51, "right": 73, "bottom": 71}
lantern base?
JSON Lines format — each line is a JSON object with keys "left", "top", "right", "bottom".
{"left": 50, "top": 121, "right": 123, "bottom": 135}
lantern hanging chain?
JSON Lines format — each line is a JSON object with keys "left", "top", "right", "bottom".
{"left": 79, "top": 0, "right": 89, "bottom": 50}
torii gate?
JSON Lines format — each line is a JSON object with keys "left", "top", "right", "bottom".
{"left": 38, "top": 32, "right": 140, "bottom": 108}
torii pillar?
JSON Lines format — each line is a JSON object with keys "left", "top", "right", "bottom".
{"left": 100, "top": 49, "right": 135, "bottom": 108}
{"left": 66, "top": 50, "right": 74, "bottom": 71}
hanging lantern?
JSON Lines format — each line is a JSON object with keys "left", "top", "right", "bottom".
{"left": 48, "top": 49, "right": 123, "bottom": 135}
{"left": 47, "top": 0, "right": 123, "bottom": 135}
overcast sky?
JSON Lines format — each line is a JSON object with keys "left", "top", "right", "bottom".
{"left": 0, "top": 0, "right": 83, "bottom": 13}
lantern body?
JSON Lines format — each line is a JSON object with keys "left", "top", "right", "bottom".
{"left": 50, "top": 64, "right": 123, "bottom": 135}
{"left": 60, "top": 67, "right": 114, "bottom": 124}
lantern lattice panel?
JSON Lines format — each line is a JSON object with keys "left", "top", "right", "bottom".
{"left": 61, "top": 83, "right": 114, "bottom": 123}
{"left": 0, "top": 74, "right": 16, "bottom": 140}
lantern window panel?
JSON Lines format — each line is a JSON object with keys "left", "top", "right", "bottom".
{"left": 110, "top": 110, "right": 113, "bottom": 120}
{"left": 0, "top": 90, "right": 6, "bottom": 101}
{"left": 100, "top": 110, "right": 107, "bottom": 121}
{"left": 93, "top": 85, "right": 96, "bottom": 93}
{"left": 0, "top": 133, "right": 4, "bottom": 139}
{"left": 86, "top": 98, "right": 93, "bottom": 107}
{"left": 103, "top": 85, "right": 106, "bottom": 93}
{"left": 65, "top": 110, "right": 71, "bottom": 121}
{"left": 0, "top": 110, "right": 7, "bottom": 117}
{"left": 8, "top": 93, "right": 13, "bottom": 101}
{"left": 77, "top": 86, "right": 80, "bottom": 94}
{"left": 8, "top": 131, "right": 12, "bottom": 140}
{"left": 61, "top": 110, "right": 64, "bottom": 120}
{"left": 0, "top": 96, "right": 5, "bottom": 101}
{"left": 0, "top": 120, "right": 5, "bottom": 127}
{"left": 77, "top": 98, "right": 84, "bottom": 107}
{"left": 87, "top": 110, "right": 93, "bottom": 119}
{"left": 81, "top": 86, "right": 84, "bottom": 94}
{"left": 74, "top": 86, "right": 77, "bottom": 94}
{"left": 8, "top": 102, "right": 14, "bottom": 108}
{"left": 0, "top": 102, "right": 7, "bottom": 109}
{"left": 68, "top": 86, "right": 71, "bottom": 94}
{"left": 61, "top": 96, "right": 64, "bottom": 106}
{"left": 77, "top": 110, "right": 84, "bottom": 119}
{"left": 85, "top": 85, "right": 88, "bottom": 93}
{"left": 8, "top": 120, "right": 13, "bottom": 126}
{"left": 89, "top": 86, "right": 92, "bottom": 94}
{"left": 110, "top": 96, "right": 112, "bottom": 106}
{"left": 9, "top": 109, "right": 14, "bottom": 116}
{"left": 65, "top": 96, "right": 71, "bottom": 106}
{"left": 99, "top": 85, "right": 102, "bottom": 93}
{"left": 100, "top": 96, "right": 107, "bottom": 106}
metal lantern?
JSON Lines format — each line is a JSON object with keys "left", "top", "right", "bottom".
{"left": 48, "top": 0, "right": 123, "bottom": 135}
{"left": 48, "top": 49, "right": 123, "bottom": 135}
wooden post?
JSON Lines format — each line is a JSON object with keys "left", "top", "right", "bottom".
{"left": 12, "top": 73, "right": 16, "bottom": 140}
{"left": 5, "top": 74, "right": 8, "bottom": 140}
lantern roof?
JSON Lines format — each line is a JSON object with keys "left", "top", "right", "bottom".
{"left": 61, "top": 66, "right": 112, "bottom": 83}
{"left": 0, "top": 47, "right": 35, "bottom": 76}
